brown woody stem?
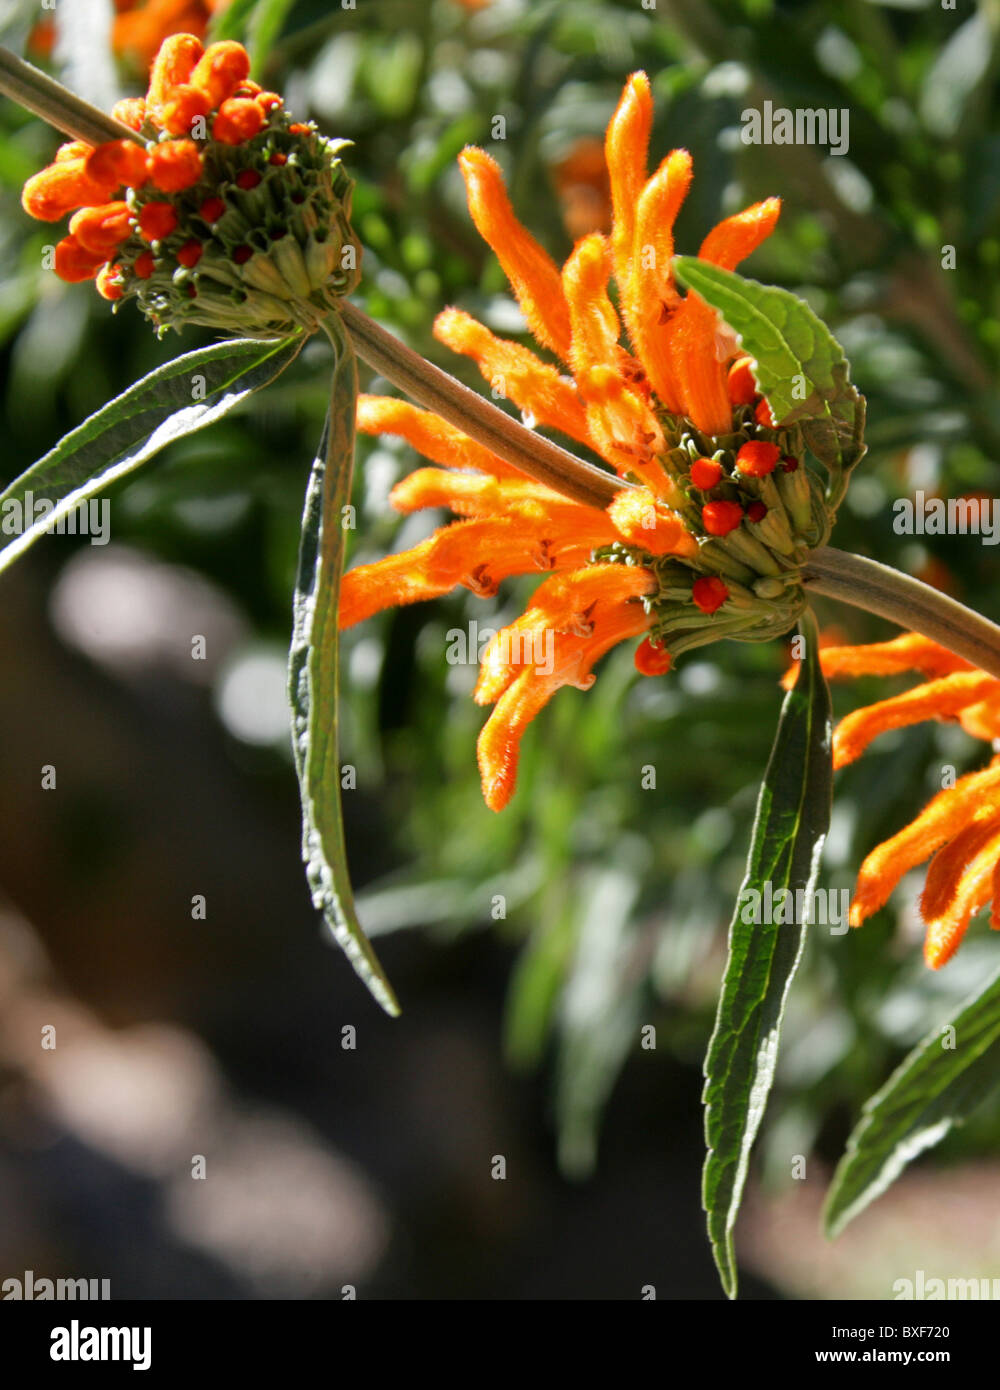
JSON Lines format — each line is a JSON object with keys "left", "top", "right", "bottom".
{"left": 0, "top": 46, "right": 141, "bottom": 146}
{"left": 338, "top": 301, "right": 622, "bottom": 510}
{"left": 803, "top": 548, "right": 1000, "bottom": 679}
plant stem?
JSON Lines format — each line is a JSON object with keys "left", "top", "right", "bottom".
{"left": 339, "top": 301, "right": 621, "bottom": 510}
{"left": 803, "top": 548, "right": 1000, "bottom": 679}
{"left": 0, "top": 47, "right": 140, "bottom": 146}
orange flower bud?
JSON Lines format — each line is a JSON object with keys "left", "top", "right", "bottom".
{"left": 138, "top": 201, "right": 179, "bottom": 241}
{"left": 147, "top": 140, "right": 204, "bottom": 192}
{"left": 134, "top": 251, "right": 156, "bottom": 279}
{"left": 692, "top": 576, "right": 729, "bottom": 614}
{"left": 161, "top": 84, "right": 212, "bottom": 136}
{"left": 85, "top": 140, "right": 150, "bottom": 191}
{"left": 190, "top": 41, "right": 251, "bottom": 108}
{"left": 96, "top": 262, "right": 124, "bottom": 301}
{"left": 55, "top": 141, "right": 90, "bottom": 163}
{"left": 701, "top": 500, "right": 744, "bottom": 536}
{"left": 148, "top": 34, "right": 204, "bottom": 113}
{"left": 634, "top": 637, "right": 671, "bottom": 677}
{"left": 755, "top": 397, "right": 776, "bottom": 428}
{"left": 69, "top": 201, "right": 133, "bottom": 255}
{"left": 736, "top": 440, "right": 780, "bottom": 477}
{"left": 727, "top": 355, "right": 757, "bottom": 406}
{"left": 257, "top": 92, "right": 284, "bottom": 114}
{"left": 111, "top": 98, "right": 146, "bottom": 131}
{"left": 213, "top": 98, "right": 265, "bottom": 145}
{"left": 53, "top": 235, "right": 105, "bottom": 283}
{"left": 690, "top": 457, "right": 723, "bottom": 490}
{"left": 21, "top": 161, "right": 116, "bottom": 221}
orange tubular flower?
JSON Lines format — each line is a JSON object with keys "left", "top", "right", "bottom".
{"left": 342, "top": 73, "right": 813, "bottom": 812}
{"left": 805, "top": 632, "right": 1000, "bottom": 967}
{"left": 21, "top": 34, "right": 361, "bottom": 334}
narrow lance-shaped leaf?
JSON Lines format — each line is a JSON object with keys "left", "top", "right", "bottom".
{"left": 824, "top": 963, "right": 1000, "bottom": 1239}
{"left": 702, "top": 608, "right": 833, "bottom": 1298}
{"left": 672, "top": 258, "right": 866, "bottom": 503}
{"left": 288, "top": 316, "right": 400, "bottom": 1017}
{"left": 0, "top": 334, "right": 304, "bottom": 576}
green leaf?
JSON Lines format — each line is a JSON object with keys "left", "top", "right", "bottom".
{"left": 0, "top": 335, "right": 304, "bottom": 577}
{"left": 824, "top": 965, "right": 1000, "bottom": 1239}
{"left": 289, "top": 317, "right": 400, "bottom": 1017}
{"left": 671, "top": 258, "right": 865, "bottom": 499}
{"left": 702, "top": 608, "right": 833, "bottom": 1298}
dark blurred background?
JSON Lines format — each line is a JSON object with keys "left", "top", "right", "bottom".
{"left": 1, "top": 0, "right": 999, "bottom": 1299}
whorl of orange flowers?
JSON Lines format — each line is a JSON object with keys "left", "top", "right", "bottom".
{"left": 801, "top": 633, "right": 1000, "bottom": 967}
{"left": 342, "top": 72, "right": 833, "bottom": 811}
{"left": 21, "top": 34, "right": 360, "bottom": 335}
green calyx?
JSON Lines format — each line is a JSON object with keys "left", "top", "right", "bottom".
{"left": 113, "top": 115, "right": 361, "bottom": 337}
{"left": 598, "top": 407, "right": 839, "bottom": 662}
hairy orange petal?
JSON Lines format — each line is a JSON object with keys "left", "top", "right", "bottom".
{"left": 605, "top": 72, "right": 653, "bottom": 307}
{"left": 625, "top": 149, "right": 693, "bottom": 413}
{"left": 356, "top": 396, "right": 521, "bottom": 479}
{"left": 834, "top": 672, "right": 998, "bottom": 768}
{"left": 958, "top": 692, "right": 1000, "bottom": 742}
{"left": 850, "top": 761, "right": 1000, "bottom": 926}
{"left": 607, "top": 487, "right": 697, "bottom": 557}
{"left": 698, "top": 198, "right": 781, "bottom": 270}
{"left": 389, "top": 468, "right": 563, "bottom": 518}
{"left": 476, "top": 599, "right": 651, "bottom": 810}
{"left": 433, "top": 309, "right": 589, "bottom": 443}
{"left": 923, "top": 823, "right": 1000, "bottom": 968}
{"left": 819, "top": 634, "right": 973, "bottom": 681}
{"left": 458, "top": 147, "right": 572, "bottom": 360}
{"left": 663, "top": 291, "right": 733, "bottom": 437}
{"left": 561, "top": 235, "right": 677, "bottom": 491}
{"left": 475, "top": 563, "right": 654, "bottom": 704}
{"left": 920, "top": 810, "right": 1000, "bottom": 923}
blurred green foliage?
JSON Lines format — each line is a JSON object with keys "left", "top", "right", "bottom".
{"left": 2, "top": 0, "right": 999, "bottom": 1186}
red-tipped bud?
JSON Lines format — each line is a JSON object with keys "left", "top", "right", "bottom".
{"left": 198, "top": 196, "right": 227, "bottom": 224}
{"left": 690, "top": 457, "right": 723, "bottom": 490}
{"left": 138, "top": 201, "right": 178, "bottom": 241}
{"left": 634, "top": 637, "right": 671, "bottom": 677}
{"left": 133, "top": 251, "right": 156, "bottom": 279}
{"left": 176, "top": 240, "right": 204, "bottom": 268}
{"left": 754, "top": 398, "right": 776, "bottom": 428}
{"left": 780, "top": 455, "right": 799, "bottom": 473}
{"left": 692, "top": 577, "right": 729, "bottom": 614}
{"left": 701, "top": 500, "right": 744, "bottom": 537}
{"left": 746, "top": 501, "right": 768, "bottom": 523}
{"left": 235, "top": 169, "right": 262, "bottom": 190}
{"left": 736, "top": 440, "right": 781, "bottom": 477}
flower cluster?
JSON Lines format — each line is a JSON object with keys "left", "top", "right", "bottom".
{"left": 343, "top": 72, "right": 832, "bottom": 809}
{"left": 21, "top": 35, "right": 360, "bottom": 336}
{"left": 792, "top": 633, "right": 1000, "bottom": 967}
